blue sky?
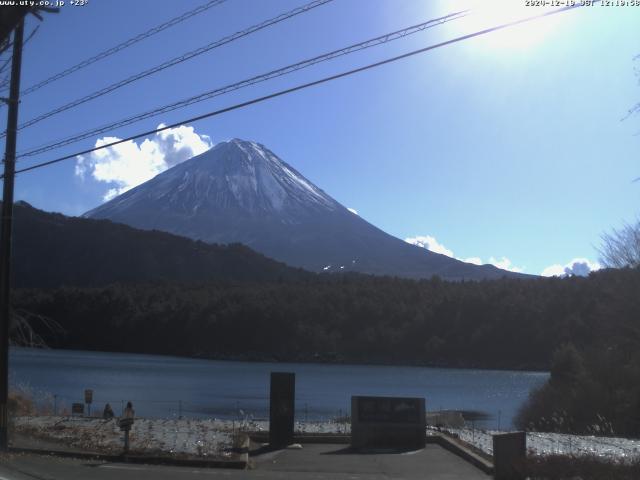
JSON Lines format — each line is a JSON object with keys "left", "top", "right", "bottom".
{"left": 5, "top": 0, "right": 640, "bottom": 276}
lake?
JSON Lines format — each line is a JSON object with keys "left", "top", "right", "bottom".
{"left": 9, "top": 347, "right": 548, "bottom": 429}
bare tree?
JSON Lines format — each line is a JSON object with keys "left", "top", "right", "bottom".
{"left": 600, "top": 56, "right": 640, "bottom": 268}
{"left": 599, "top": 219, "right": 640, "bottom": 268}
{"left": 10, "top": 309, "right": 63, "bottom": 348}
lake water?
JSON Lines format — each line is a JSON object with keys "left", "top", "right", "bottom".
{"left": 9, "top": 347, "right": 548, "bottom": 429}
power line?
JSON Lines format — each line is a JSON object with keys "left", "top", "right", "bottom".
{"left": 10, "top": 0, "right": 229, "bottom": 97}
{"left": 7, "top": 0, "right": 334, "bottom": 137}
{"left": 17, "top": 10, "right": 468, "bottom": 159}
{"left": 11, "top": 2, "right": 591, "bottom": 177}
{"left": 0, "top": 54, "right": 12, "bottom": 77}
{"left": 22, "top": 24, "right": 39, "bottom": 47}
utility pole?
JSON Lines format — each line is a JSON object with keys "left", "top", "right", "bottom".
{"left": 0, "top": 18, "right": 24, "bottom": 450}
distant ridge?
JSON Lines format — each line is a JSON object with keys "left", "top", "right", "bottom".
{"left": 11, "top": 201, "right": 308, "bottom": 288}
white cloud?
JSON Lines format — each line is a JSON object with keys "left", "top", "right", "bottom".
{"left": 462, "top": 257, "right": 483, "bottom": 266}
{"left": 76, "top": 123, "right": 212, "bottom": 201}
{"left": 540, "top": 264, "right": 565, "bottom": 277}
{"left": 541, "top": 258, "right": 601, "bottom": 277}
{"left": 405, "top": 235, "right": 454, "bottom": 258}
{"left": 405, "top": 235, "right": 599, "bottom": 277}
{"left": 405, "top": 235, "right": 524, "bottom": 273}
{"left": 488, "top": 256, "right": 524, "bottom": 273}
{"left": 347, "top": 207, "right": 358, "bottom": 215}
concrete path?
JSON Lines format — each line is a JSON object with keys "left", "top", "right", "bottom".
{"left": 0, "top": 443, "right": 489, "bottom": 479}
{"left": 253, "top": 443, "right": 489, "bottom": 479}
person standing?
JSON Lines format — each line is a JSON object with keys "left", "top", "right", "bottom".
{"left": 123, "top": 401, "right": 135, "bottom": 419}
{"left": 102, "top": 403, "right": 114, "bottom": 419}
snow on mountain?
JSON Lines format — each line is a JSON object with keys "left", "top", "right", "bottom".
{"left": 93, "top": 139, "right": 337, "bottom": 217}
{"left": 85, "top": 139, "right": 525, "bottom": 280}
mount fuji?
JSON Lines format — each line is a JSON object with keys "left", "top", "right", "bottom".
{"left": 84, "top": 139, "right": 523, "bottom": 280}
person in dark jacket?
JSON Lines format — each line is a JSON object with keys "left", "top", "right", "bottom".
{"left": 103, "top": 403, "right": 114, "bottom": 419}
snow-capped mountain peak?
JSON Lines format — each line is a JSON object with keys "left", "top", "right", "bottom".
{"left": 85, "top": 139, "right": 526, "bottom": 281}
{"left": 87, "top": 139, "right": 339, "bottom": 219}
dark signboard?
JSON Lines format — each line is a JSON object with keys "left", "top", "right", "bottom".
{"left": 356, "top": 396, "right": 421, "bottom": 424}
{"left": 71, "top": 403, "right": 84, "bottom": 416}
{"left": 351, "top": 396, "right": 426, "bottom": 449}
{"left": 269, "top": 372, "right": 295, "bottom": 448}
{"left": 493, "top": 431, "right": 526, "bottom": 480}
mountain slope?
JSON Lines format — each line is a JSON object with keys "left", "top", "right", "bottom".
{"left": 11, "top": 201, "right": 309, "bottom": 288}
{"left": 85, "top": 139, "right": 524, "bottom": 280}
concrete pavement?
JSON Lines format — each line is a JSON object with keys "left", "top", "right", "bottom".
{"left": 253, "top": 443, "right": 489, "bottom": 479}
{"left": 0, "top": 443, "right": 489, "bottom": 479}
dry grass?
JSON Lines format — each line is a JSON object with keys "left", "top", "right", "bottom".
{"left": 8, "top": 390, "right": 35, "bottom": 416}
{"left": 8, "top": 383, "right": 58, "bottom": 416}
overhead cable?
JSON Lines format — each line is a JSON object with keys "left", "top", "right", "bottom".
{"left": 16, "top": 0, "right": 229, "bottom": 97}
{"left": 11, "top": 2, "right": 591, "bottom": 177}
{"left": 7, "top": 0, "right": 334, "bottom": 136}
{"left": 17, "top": 10, "right": 467, "bottom": 158}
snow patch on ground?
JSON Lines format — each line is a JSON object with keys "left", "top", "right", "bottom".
{"left": 17, "top": 415, "right": 640, "bottom": 462}
{"left": 444, "top": 427, "right": 640, "bottom": 461}
{"left": 12, "top": 416, "right": 351, "bottom": 457}
{"left": 14, "top": 416, "right": 234, "bottom": 458}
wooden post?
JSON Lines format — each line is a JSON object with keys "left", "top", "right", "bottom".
{"left": 0, "top": 18, "right": 24, "bottom": 451}
{"left": 124, "top": 429, "right": 130, "bottom": 454}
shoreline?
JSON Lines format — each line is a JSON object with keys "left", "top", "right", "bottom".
{"left": 10, "top": 345, "right": 551, "bottom": 374}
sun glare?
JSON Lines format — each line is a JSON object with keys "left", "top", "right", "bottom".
{"left": 452, "top": 0, "right": 563, "bottom": 50}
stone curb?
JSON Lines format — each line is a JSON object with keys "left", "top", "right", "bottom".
{"left": 426, "top": 433, "right": 494, "bottom": 475}
{"left": 249, "top": 432, "right": 351, "bottom": 444}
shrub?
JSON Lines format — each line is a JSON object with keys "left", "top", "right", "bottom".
{"left": 8, "top": 390, "right": 35, "bottom": 416}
